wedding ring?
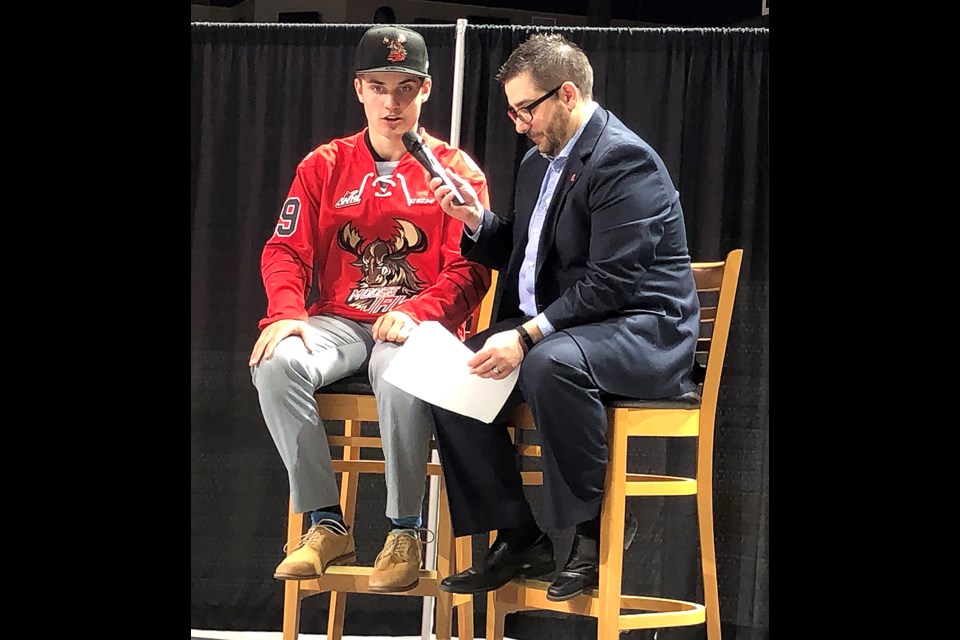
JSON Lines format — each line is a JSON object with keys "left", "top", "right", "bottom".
{"left": 492, "top": 366, "right": 501, "bottom": 374}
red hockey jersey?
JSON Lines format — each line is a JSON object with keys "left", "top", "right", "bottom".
{"left": 259, "top": 129, "right": 492, "bottom": 339}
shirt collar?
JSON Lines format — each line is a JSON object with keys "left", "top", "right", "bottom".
{"left": 541, "top": 100, "right": 598, "bottom": 164}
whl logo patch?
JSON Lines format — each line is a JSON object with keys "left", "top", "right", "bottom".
{"left": 335, "top": 189, "right": 362, "bottom": 208}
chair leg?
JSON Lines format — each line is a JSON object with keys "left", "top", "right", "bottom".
{"left": 597, "top": 420, "right": 629, "bottom": 640}
{"left": 435, "top": 483, "right": 455, "bottom": 640}
{"left": 281, "top": 579, "right": 302, "bottom": 640}
{"left": 486, "top": 589, "right": 507, "bottom": 640}
{"left": 282, "top": 499, "right": 305, "bottom": 640}
{"left": 455, "top": 534, "right": 474, "bottom": 640}
{"left": 439, "top": 474, "right": 478, "bottom": 640}
{"left": 326, "top": 468, "right": 351, "bottom": 640}
{"left": 457, "top": 598, "right": 475, "bottom": 640}
{"left": 326, "top": 419, "right": 361, "bottom": 640}
{"left": 697, "top": 475, "right": 721, "bottom": 640}
{"left": 434, "top": 592, "right": 453, "bottom": 640}
{"left": 326, "top": 591, "right": 347, "bottom": 640}
{"left": 424, "top": 451, "right": 443, "bottom": 640}
{"left": 485, "top": 531, "right": 506, "bottom": 640}
{"left": 340, "top": 420, "right": 362, "bottom": 525}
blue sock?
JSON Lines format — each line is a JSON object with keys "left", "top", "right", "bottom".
{"left": 310, "top": 507, "right": 345, "bottom": 527}
{"left": 390, "top": 514, "right": 422, "bottom": 530}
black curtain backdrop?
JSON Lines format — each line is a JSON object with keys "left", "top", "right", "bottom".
{"left": 191, "top": 22, "right": 768, "bottom": 640}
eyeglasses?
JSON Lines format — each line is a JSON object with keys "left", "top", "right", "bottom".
{"left": 506, "top": 85, "right": 562, "bottom": 124}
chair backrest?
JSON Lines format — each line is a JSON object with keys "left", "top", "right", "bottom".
{"left": 689, "top": 249, "right": 743, "bottom": 481}
{"left": 692, "top": 249, "right": 743, "bottom": 413}
{"left": 467, "top": 269, "right": 499, "bottom": 336}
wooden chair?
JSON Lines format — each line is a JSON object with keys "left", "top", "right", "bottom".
{"left": 486, "top": 249, "right": 743, "bottom": 640}
{"left": 279, "top": 272, "right": 499, "bottom": 640}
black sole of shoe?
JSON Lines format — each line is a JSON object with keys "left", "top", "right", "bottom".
{"left": 439, "top": 581, "right": 506, "bottom": 595}
{"left": 546, "top": 587, "right": 590, "bottom": 602}
{"left": 272, "top": 553, "right": 357, "bottom": 581}
{"left": 368, "top": 580, "right": 419, "bottom": 593}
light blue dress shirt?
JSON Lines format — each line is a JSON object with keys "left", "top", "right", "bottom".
{"left": 466, "top": 102, "right": 597, "bottom": 338}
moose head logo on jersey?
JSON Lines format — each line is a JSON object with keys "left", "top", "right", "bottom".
{"left": 337, "top": 219, "right": 427, "bottom": 313}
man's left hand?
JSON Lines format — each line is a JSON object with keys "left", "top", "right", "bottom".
{"left": 468, "top": 329, "right": 525, "bottom": 379}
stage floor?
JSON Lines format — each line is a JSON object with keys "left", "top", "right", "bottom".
{"left": 192, "top": 632, "right": 514, "bottom": 640}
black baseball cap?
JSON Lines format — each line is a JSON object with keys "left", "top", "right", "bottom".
{"left": 355, "top": 26, "right": 430, "bottom": 78}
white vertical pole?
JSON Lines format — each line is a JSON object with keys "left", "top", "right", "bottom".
{"left": 421, "top": 20, "right": 469, "bottom": 640}
{"left": 420, "top": 447, "right": 443, "bottom": 640}
{"left": 449, "top": 18, "right": 468, "bottom": 148}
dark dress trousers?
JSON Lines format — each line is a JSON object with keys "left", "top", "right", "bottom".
{"left": 432, "top": 107, "right": 701, "bottom": 536}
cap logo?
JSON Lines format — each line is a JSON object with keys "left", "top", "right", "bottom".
{"left": 383, "top": 34, "right": 408, "bottom": 62}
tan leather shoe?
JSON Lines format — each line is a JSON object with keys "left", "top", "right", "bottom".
{"left": 274, "top": 519, "right": 357, "bottom": 580}
{"left": 368, "top": 529, "right": 423, "bottom": 593}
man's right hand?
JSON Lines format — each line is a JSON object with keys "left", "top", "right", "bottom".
{"left": 249, "top": 318, "right": 314, "bottom": 366}
{"left": 429, "top": 169, "right": 483, "bottom": 234}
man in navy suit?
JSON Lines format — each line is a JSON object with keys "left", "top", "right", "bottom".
{"left": 426, "top": 33, "right": 701, "bottom": 601}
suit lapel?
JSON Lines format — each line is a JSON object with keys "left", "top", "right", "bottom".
{"left": 515, "top": 156, "right": 548, "bottom": 229}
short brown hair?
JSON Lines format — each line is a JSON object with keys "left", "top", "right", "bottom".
{"left": 495, "top": 33, "right": 593, "bottom": 101}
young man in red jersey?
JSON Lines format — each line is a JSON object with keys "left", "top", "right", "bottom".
{"left": 250, "top": 25, "right": 491, "bottom": 594}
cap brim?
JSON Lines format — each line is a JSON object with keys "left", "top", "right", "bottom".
{"left": 356, "top": 66, "right": 430, "bottom": 78}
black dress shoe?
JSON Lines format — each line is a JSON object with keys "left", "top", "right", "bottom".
{"left": 546, "top": 514, "right": 640, "bottom": 602}
{"left": 439, "top": 534, "right": 555, "bottom": 594}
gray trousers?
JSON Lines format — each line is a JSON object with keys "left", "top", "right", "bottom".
{"left": 250, "top": 314, "right": 434, "bottom": 519}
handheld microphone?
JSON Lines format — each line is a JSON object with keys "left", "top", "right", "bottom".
{"left": 401, "top": 130, "right": 466, "bottom": 205}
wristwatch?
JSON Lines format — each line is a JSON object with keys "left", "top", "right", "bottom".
{"left": 515, "top": 324, "right": 536, "bottom": 353}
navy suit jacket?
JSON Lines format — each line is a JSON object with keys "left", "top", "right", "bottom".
{"left": 462, "top": 107, "right": 701, "bottom": 399}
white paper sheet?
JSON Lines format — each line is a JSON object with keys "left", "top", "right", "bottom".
{"left": 382, "top": 321, "right": 519, "bottom": 423}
